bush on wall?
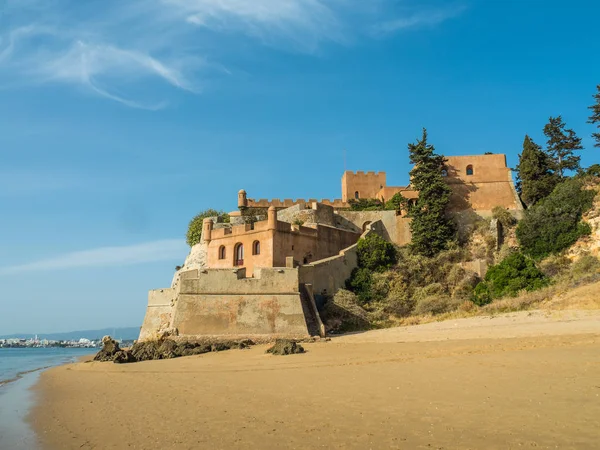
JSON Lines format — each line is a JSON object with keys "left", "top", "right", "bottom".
{"left": 186, "top": 209, "right": 230, "bottom": 247}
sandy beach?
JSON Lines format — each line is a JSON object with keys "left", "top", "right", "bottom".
{"left": 30, "top": 310, "right": 600, "bottom": 450}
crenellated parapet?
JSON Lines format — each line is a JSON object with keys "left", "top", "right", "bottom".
{"left": 244, "top": 197, "right": 349, "bottom": 209}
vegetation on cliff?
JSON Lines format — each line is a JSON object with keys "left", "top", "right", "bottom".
{"left": 516, "top": 178, "right": 595, "bottom": 259}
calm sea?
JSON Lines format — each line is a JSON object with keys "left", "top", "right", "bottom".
{"left": 0, "top": 347, "right": 95, "bottom": 449}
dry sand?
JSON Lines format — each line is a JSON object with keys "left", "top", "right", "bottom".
{"left": 31, "top": 310, "right": 600, "bottom": 450}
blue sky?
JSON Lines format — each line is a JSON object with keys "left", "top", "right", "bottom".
{"left": 0, "top": 0, "right": 598, "bottom": 335}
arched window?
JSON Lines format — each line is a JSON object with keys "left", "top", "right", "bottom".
{"left": 466, "top": 165, "right": 474, "bottom": 176}
{"left": 441, "top": 169, "right": 448, "bottom": 177}
{"left": 252, "top": 240, "right": 260, "bottom": 255}
{"left": 234, "top": 243, "right": 244, "bottom": 266}
{"left": 218, "top": 246, "right": 226, "bottom": 260}
{"left": 354, "top": 191, "right": 360, "bottom": 199}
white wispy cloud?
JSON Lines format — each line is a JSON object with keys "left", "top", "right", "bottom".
{"left": 371, "top": 4, "right": 467, "bottom": 37}
{"left": 0, "top": 1, "right": 466, "bottom": 108}
{"left": 0, "top": 240, "right": 188, "bottom": 275}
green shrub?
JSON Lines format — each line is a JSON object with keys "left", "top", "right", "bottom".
{"left": 348, "top": 198, "right": 384, "bottom": 211}
{"left": 356, "top": 234, "right": 398, "bottom": 272}
{"left": 186, "top": 209, "right": 230, "bottom": 247}
{"left": 516, "top": 179, "right": 596, "bottom": 259}
{"left": 472, "top": 252, "right": 548, "bottom": 305}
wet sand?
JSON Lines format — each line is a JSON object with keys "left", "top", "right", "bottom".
{"left": 31, "top": 310, "right": 600, "bottom": 449}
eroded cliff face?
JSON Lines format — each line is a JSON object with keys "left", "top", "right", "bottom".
{"left": 568, "top": 183, "right": 600, "bottom": 260}
{"left": 171, "top": 240, "right": 208, "bottom": 288}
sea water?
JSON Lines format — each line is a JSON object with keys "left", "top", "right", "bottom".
{"left": 0, "top": 348, "right": 95, "bottom": 449}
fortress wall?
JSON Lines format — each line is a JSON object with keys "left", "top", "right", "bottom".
{"left": 170, "top": 268, "right": 311, "bottom": 338}
{"left": 171, "top": 293, "right": 309, "bottom": 337}
{"left": 299, "top": 243, "right": 358, "bottom": 297}
{"left": 449, "top": 181, "right": 522, "bottom": 214}
{"left": 138, "top": 288, "right": 176, "bottom": 341}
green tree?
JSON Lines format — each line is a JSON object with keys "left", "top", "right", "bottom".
{"left": 588, "top": 84, "right": 600, "bottom": 148}
{"left": 543, "top": 116, "right": 583, "bottom": 178}
{"left": 384, "top": 192, "right": 407, "bottom": 211}
{"left": 515, "top": 135, "right": 558, "bottom": 207}
{"left": 516, "top": 178, "right": 596, "bottom": 259}
{"left": 186, "top": 209, "right": 229, "bottom": 247}
{"left": 406, "top": 129, "right": 455, "bottom": 256}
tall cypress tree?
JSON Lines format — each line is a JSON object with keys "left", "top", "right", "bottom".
{"left": 588, "top": 84, "right": 600, "bottom": 148}
{"left": 515, "top": 135, "right": 558, "bottom": 207}
{"left": 543, "top": 116, "right": 583, "bottom": 178}
{"left": 407, "top": 128, "right": 454, "bottom": 257}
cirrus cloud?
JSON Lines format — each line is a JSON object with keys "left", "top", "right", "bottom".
{"left": 0, "top": 0, "right": 466, "bottom": 109}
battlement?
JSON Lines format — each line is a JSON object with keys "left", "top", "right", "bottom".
{"left": 246, "top": 198, "right": 349, "bottom": 209}
{"left": 343, "top": 170, "right": 386, "bottom": 177}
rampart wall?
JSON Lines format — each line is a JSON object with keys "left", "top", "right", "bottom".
{"left": 139, "top": 267, "right": 316, "bottom": 341}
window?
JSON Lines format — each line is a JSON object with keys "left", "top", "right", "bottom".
{"left": 252, "top": 240, "right": 260, "bottom": 255}
{"left": 441, "top": 169, "right": 448, "bottom": 177}
{"left": 354, "top": 191, "right": 359, "bottom": 199}
{"left": 466, "top": 165, "right": 474, "bottom": 176}
{"left": 218, "top": 246, "right": 226, "bottom": 260}
{"left": 234, "top": 243, "right": 244, "bottom": 266}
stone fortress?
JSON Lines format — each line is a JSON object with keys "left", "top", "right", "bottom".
{"left": 139, "top": 154, "right": 523, "bottom": 342}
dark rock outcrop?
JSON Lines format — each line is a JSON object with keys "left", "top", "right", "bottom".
{"left": 93, "top": 336, "right": 122, "bottom": 362}
{"left": 93, "top": 337, "right": 256, "bottom": 364}
{"left": 266, "top": 339, "right": 305, "bottom": 355}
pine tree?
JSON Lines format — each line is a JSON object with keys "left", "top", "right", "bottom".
{"left": 542, "top": 116, "right": 583, "bottom": 178}
{"left": 588, "top": 84, "right": 600, "bottom": 148}
{"left": 515, "top": 135, "right": 558, "bottom": 207}
{"left": 406, "top": 129, "right": 455, "bottom": 257}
